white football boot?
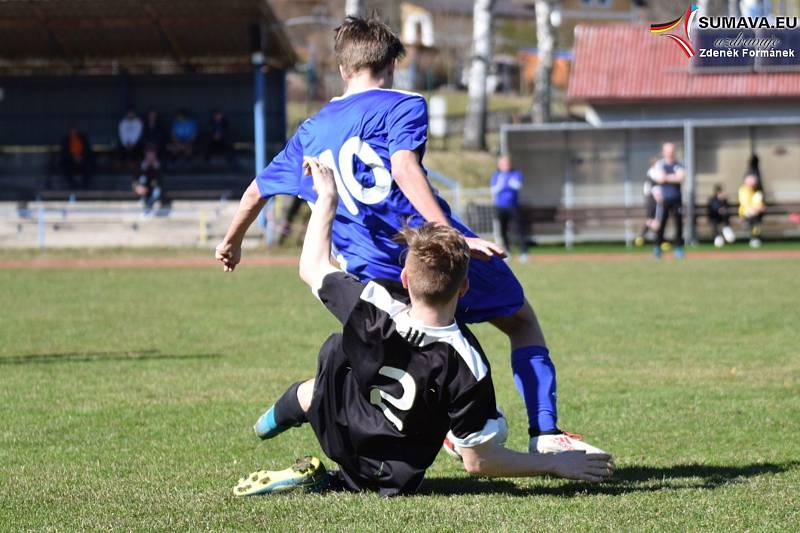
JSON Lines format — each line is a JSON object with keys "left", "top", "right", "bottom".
{"left": 529, "top": 431, "right": 607, "bottom": 454}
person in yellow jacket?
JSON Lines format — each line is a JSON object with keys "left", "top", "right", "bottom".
{"left": 738, "top": 174, "right": 765, "bottom": 248}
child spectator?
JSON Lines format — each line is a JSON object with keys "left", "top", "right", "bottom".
{"left": 168, "top": 109, "right": 197, "bottom": 161}
{"left": 133, "top": 145, "right": 163, "bottom": 214}
{"left": 118, "top": 107, "right": 143, "bottom": 165}
{"left": 636, "top": 158, "right": 663, "bottom": 246}
{"left": 707, "top": 184, "right": 736, "bottom": 247}
{"left": 738, "top": 174, "right": 765, "bottom": 248}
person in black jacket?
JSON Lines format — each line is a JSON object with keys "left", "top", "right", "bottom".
{"left": 707, "top": 184, "right": 735, "bottom": 247}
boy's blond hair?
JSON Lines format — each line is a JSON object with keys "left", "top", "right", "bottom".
{"left": 395, "top": 224, "right": 470, "bottom": 305}
{"left": 334, "top": 16, "right": 406, "bottom": 76}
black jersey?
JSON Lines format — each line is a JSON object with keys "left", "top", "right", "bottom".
{"left": 305, "top": 271, "right": 502, "bottom": 496}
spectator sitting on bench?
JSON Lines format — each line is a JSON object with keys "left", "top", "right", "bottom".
{"left": 142, "top": 108, "right": 167, "bottom": 157}
{"left": 133, "top": 145, "right": 163, "bottom": 215}
{"left": 707, "top": 184, "right": 736, "bottom": 248}
{"left": 168, "top": 109, "right": 197, "bottom": 162}
{"left": 118, "top": 107, "right": 144, "bottom": 166}
{"left": 59, "top": 126, "right": 93, "bottom": 190}
{"left": 739, "top": 174, "right": 765, "bottom": 249}
{"left": 205, "top": 109, "right": 233, "bottom": 164}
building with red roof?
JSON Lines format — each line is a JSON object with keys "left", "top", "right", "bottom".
{"left": 567, "top": 24, "right": 800, "bottom": 124}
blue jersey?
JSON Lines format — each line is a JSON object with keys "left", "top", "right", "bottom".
{"left": 256, "top": 88, "right": 452, "bottom": 279}
{"left": 490, "top": 170, "right": 522, "bottom": 209}
{"left": 255, "top": 87, "right": 524, "bottom": 323}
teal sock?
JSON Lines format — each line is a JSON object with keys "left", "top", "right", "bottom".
{"left": 254, "top": 405, "right": 286, "bottom": 440}
{"left": 253, "top": 382, "right": 307, "bottom": 440}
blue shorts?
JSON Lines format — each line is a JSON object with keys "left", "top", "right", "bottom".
{"left": 455, "top": 255, "right": 524, "bottom": 323}
{"left": 338, "top": 214, "right": 525, "bottom": 324}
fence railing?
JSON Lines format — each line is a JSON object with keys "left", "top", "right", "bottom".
{"left": 0, "top": 199, "right": 235, "bottom": 249}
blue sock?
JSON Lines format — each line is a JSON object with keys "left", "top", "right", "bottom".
{"left": 511, "top": 345, "right": 558, "bottom": 435}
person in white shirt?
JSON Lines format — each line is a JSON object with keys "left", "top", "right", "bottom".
{"left": 118, "top": 107, "right": 143, "bottom": 164}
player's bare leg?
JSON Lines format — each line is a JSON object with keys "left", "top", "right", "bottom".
{"left": 490, "top": 299, "right": 606, "bottom": 455}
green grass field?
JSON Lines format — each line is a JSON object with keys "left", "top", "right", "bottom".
{"left": 2, "top": 255, "right": 799, "bottom": 531}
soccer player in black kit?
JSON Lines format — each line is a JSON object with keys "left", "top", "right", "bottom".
{"left": 234, "top": 158, "right": 614, "bottom": 497}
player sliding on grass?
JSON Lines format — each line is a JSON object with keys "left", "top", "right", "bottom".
{"left": 232, "top": 158, "right": 614, "bottom": 496}
{"left": 217, "top": 16, "right": 606, "bottom": 455}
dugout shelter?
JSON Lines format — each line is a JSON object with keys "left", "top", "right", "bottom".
{"left": 495, "top": 24, "right": 800, "bottom": 246}
{"left": 0, "top": 0, "right": 297, "bottom": 201}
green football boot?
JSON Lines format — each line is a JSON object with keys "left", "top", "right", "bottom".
{"left": 233, "top": 456, "right": 329, "bottom": 496}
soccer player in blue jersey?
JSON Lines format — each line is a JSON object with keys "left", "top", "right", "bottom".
{"left": 216, "top": 17, "right": 605, "bottom": 455}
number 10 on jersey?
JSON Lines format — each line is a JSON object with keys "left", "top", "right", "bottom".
{"left": 317, "top": 136, "right": 392, "bottom": 216}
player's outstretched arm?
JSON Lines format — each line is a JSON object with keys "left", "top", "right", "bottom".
{"left": 391, "top": 150, "right": 506, "bottom": 261}
{"left": 215, "top": 180, "right": 266, "bottom": 272}
{"left": 298, "top": 158, "right": 339, "bottom": 290}
{"left": 459, "top": 440, "right": 614, "bottom": 483}
{"left": 391, "top": 149, "right": 451, "bottom": 226}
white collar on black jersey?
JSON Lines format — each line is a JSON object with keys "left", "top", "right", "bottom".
{"left": 359, "top": 281, "right": 488, "bottom": 380}
{"left": 394, "top": 309, "right": 460, "bottom": 346}
{"left": 330, "top": 87, "right": 423, "bottom": 102}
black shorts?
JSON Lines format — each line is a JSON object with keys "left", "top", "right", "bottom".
{"left": 306, "top": 334, "right": 426, "bottom": 497}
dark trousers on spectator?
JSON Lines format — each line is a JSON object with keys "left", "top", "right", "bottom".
{"left": 656, "top": 198, "right": 684, "bottom": 247}
{"left": 60, "top": 158, "right": 91, "bottom": 189}
{"left": 205, "top": 139, "right": 233, "bottom": 163}
{"left": 745, "top": 214, "right": 763, "bottom": 239}
{"left": 496, "top": 207, "right": 528, "bottom": 254}
{"left": 708, "top": 212, "right": 730, "bottom": 239}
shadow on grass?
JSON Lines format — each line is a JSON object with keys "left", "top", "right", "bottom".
{"left": 420, "top": 461, "right": 799, "bottom": 497}
{"left": 0, "top": 349, "right": 222, "bottom": 365}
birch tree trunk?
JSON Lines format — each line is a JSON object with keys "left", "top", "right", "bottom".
{"left": 532, "top": 0, "right": 556, "bottom": 123}
{"left": 729, "top": 0, "right": 741, "bottom": 16}
{"left": 346, "top": 0, "right": 365, "bottom": 18}
{"left": 463, "top": 0, "right": 494, "bottom": 151}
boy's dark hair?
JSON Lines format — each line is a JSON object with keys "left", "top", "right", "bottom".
{"left": 394, "top": 224, "right": 470, "bottom": 305}
{"left": 713, "top": 183, "right": 723, "bottom": 194}
{"left": 334, "top": 16, "right": 406, "bottom": 76}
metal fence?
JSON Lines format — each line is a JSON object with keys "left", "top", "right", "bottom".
{"left": 0, "top": 199, "right": 235, "bottom": 249}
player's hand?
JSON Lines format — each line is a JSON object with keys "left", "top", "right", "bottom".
{"left": 215, "top": 240, "right": 241, "bottom": 272}
{"left": 464, "top": 236, "right": 507, "bottom": 261}
{"left": 303, "top": 157, "right": 338, "bottom": 204}
{"left": 550, "top": 451, "right": 615, "bottom": 483}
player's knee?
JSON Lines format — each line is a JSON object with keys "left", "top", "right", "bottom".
{"left": 504, "top": 303, "right": 537, "bottom": 335}
{"left": 297, "top": 379, "right": 315, "bottom": 412}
